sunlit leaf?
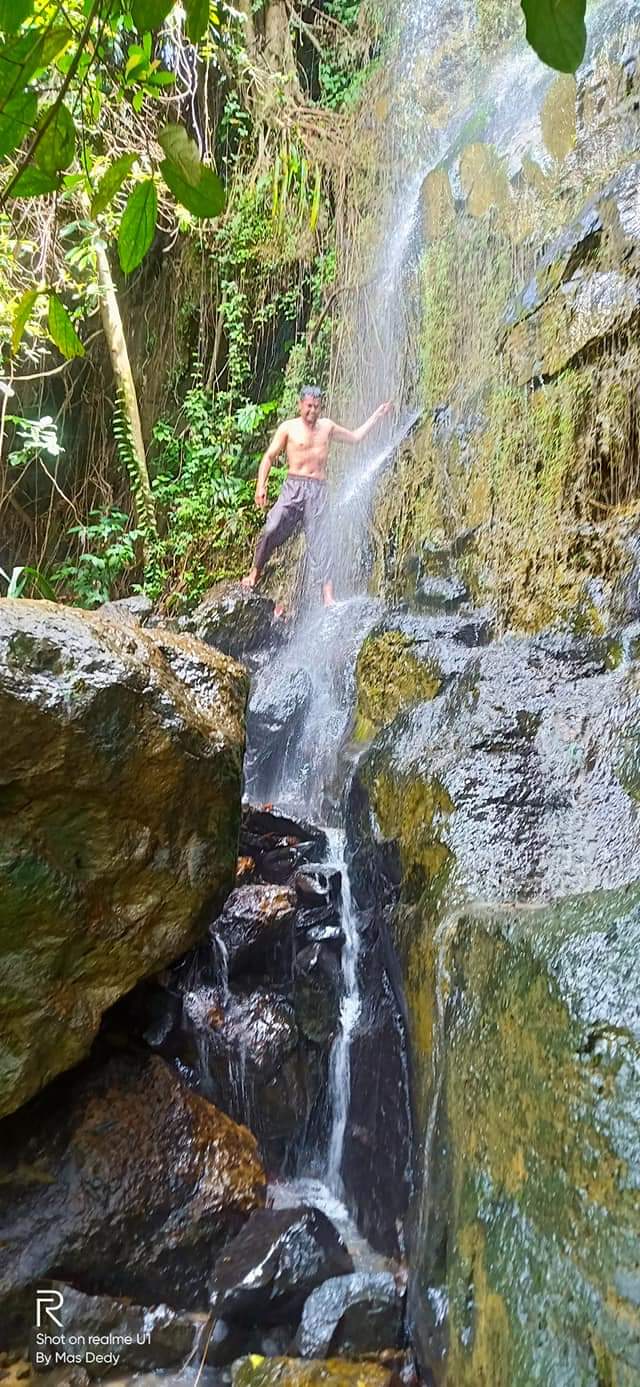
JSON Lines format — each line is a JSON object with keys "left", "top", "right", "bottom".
{"left": 184, "top": 0, "right": 208, "bottom": 43}
{"left": 160, "top": 158, "right": 224, "bottom": 218}
{"left": 158, "top": 122, "right": 201, "bottom": 186}
{"left": 521, "top": 0, "right": 587, "bottom": 72}
{"left": 0, "top": 87, "right": 35, "bottom": 158}
{"left": 8, "top": 564, "right": 56, "bottom": 599}
{"left": 48, "top": 292, "right": 85, "bottom": 359}
{"left": 34, "top": 101, "right": 76, "bottom": 174}
{"left": 0, "top": 0, "right": 33, "bottom": 35}
{"left": 11, "top": 287, "right": 39, "bottom": 353}
{"left": 91, "top": 152, "right": 135, "bottom": 216}
{"left": 9, "top": 165, "right": 60, "bottom": 196}
{"left": 131, "top": 0, "right": 174, "bottom": 31}
{"left": 118, "top": 178, "right": 157, "bottom": 272}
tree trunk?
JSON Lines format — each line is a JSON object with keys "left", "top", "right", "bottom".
{"left": 87, "top": 215, "right": 157, "bottom": 539}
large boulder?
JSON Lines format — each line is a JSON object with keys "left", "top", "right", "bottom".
{"left": 210, "top": 1207, "right": 354, "bottom": 1326}
{"left": 0, "top": 1053, "right": 265, "bottom": 1344}
{"left": 0, "top": 599, "right": 247, "bottom": 1118}
{"left": 349, "top": 623, "right": 640, "bottom": 1381}
{"left": 182, "top": 581, "right": 275, "bottom": 661}
{"left": 216, "top": 885, "right": 297, "bottom": 976}
{"left": 296, "top": 1272, "right": 404, "bottom": 1358}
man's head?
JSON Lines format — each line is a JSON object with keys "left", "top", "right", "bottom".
{"left": 299, "top": 384, "right": 322, "bottom": 425}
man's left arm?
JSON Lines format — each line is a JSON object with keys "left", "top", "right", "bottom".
{"left": 330, "top": 401, "right": 393, "bottom": 445}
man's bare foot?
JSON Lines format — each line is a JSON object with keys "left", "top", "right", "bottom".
{"left": 322, "top": 582, "right": 336, "bottom": 607}
{"left": 241, "top": 568, "right": 260, "bottom": 591}
{"left": 274, "top": 601, "right": 287, "bottom": 620}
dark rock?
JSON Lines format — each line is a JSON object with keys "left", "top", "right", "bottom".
{"left": 240, "top": 808, "right": 328, "bottom": 863}
{"left": 30, "top": 1284, "right": 198, "bottom": 1374}
{"left": 182, "top": 581, "right": 276, "bottom": 661}
{"left": 295, "top": 1272, "right": 403, "bottom": 1358}
{"left": 246, "top": 668, "right": 313, "bottom": 802}
{"left": 415, "top": 574, "right": 469, "bottom": 613}
{"left": 294, "top": 866, "right": 342, "bottom": 910}
{"left": 0, "top": 598, "right": 247, "bottom": 1120}
{"left": 209, "top": 1207, "right": 353, "bottom": 1326}
{"left": 216, "top": 885, "right": 297, "bottom": 977}
{"left": 0, "top": 1053, "right": 265, "bottom": 1343}
{"left": 293, "top": 943, "right": 342, "bottom": 1046}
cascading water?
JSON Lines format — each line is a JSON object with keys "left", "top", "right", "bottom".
{"left": 324, "top": 828, "right": 361, "bottom": 1193}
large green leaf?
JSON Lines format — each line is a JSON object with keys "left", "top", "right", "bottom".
{"left": 184, "top": 0, "right": 208, "bottom": 43}
{"left": 0, "top": 0, "right": 33, "bottom": 35}
{"left": 160, "top": 157, "right": 224, "bottom": 218}
{"left": 118, "top": 178, "right": 157, "bottom": 272}
{"left": 48, "top": 293, "right": 85, "bottom": 359}
{"left": 521, "top": 0, "right": 587, "bottom": 72}
{"left": 91, "top": 152, "right": 135, "bottom": 216}
{"left": 0, "top": 27, "right": 71, "bottom": 106}
{"left": 11, "top": 286, "right": 39, "bottom": 353}
{"left": 158, "top": 122, "right": 201, "bottom": 186}
{"left": 0, "top": 88, "right": 36, "bottom": 158}
{"left": 8, "top": 165, "right": 60, "bottom": 196}
{"left": 34, "top": 101, "right": 76, "bottom": 174}
{"left": 131, "top": 0, "right": 174, "bottom": 31}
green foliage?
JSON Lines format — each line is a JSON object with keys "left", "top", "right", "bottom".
{"left": 47, "top": 291, "right": 84, "bottom": 358}
{"left": 521, "top": 0, "right": 587, "bottom": 73}
{"left": 146, "top": 383, "right": 282, "bottom": 603}
{"left": 118, "top": 178, "right": 157, "bottom": 272}
{"left": 52, "top": 509, "right": 144, "bottom": 606}
{"left": 90, "top": 153, "right": 135, "bottom": 216}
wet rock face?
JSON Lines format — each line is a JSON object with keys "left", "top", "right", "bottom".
{"left": 216, "top": 884, "right": 297, "bottom": 977}
{"left": 414, "top": 892, "right": 640, "bottom": 1386}
{"left": 349, "top": 612, "right": 640, "bottom": 1381}
{"left": 246, "top": 666, "right": 313, "bottom": 802}
{"left": 295, "top": 1272, "right": 404, "bottom": 1358}
{"left": 0, "top": 1053, "right": 265, "bottom": 1343}
{"left": 503, "top": 159, "right": 640, "bottom": 385}
{"left": 133, "top": 807, "right": 340, "bottom": 1170}
{"left": 0, "top": 599, "right": 247, "bottom": 1119}
{"left": 210, "top": 1207, "right": 353, "bottom": 1325}
{"left": 181, "top": 581, "right": 276, "bottom": 661}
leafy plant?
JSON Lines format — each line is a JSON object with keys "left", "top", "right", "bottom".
{"left": 52, "top": 508, "right": 144, "bottom": 606}
{"left": 520, "top": 0, "right": 587, "bottom": 72}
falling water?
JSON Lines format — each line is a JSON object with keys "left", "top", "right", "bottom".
{"left": 325, "top": 828, "right": 361, "bottom": 1192}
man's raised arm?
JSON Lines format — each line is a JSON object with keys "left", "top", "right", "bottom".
{"left": 255, "top": 422, "right": 289, "bottom": 509}
{"left": 330, "top": 401, "right": 393, "bottom": 445}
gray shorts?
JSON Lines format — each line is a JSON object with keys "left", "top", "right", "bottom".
{"left": 255, "top": 475, "right": 333, "bottom": 586}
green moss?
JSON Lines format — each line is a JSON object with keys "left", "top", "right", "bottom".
{"left": 354, "top": 629, "right": 442, "bottom": 740}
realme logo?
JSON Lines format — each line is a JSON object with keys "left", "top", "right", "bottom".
{"left": 35, "top": 1289, "right": 64, "bottom": 1329}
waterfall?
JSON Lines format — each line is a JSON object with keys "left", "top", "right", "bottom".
{"left": 325, "top": 829, "right": 361, "bottom": 1192}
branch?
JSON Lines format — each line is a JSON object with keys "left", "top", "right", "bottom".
{"left": 306, "top": 276, "right": 377, "bottom": 349}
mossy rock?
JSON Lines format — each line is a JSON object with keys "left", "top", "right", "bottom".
{"left": 0, "top": 599, "right": 247, "bottom": 1118}
{"left": 410, "top": 887, "right": 640, "bottom": 1386}
{"left": 231, "top": 1358, "right": 395, "bottom": 1387}
{"left": 354, "top": 629, "right": 442, "bottom": 741}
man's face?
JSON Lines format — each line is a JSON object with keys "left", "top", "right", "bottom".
{"left": 299, "top": 394, "right": 321, "bottom": 425}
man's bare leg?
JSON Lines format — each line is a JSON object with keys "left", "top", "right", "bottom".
{"left": 242, "top": 566, "right": 261, "bottom": 590}
{"left": 322, "top": 580, "right": 336, "bottom": 607}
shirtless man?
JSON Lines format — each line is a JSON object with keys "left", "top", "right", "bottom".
{"left": 242, "top": 385, "right": 393, "bottom": 606}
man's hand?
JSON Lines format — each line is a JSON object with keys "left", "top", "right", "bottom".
{"left": 377, "top": 401, "right": 393, "bottom": 418}
{"left": 255, "top": 486, "right": 268, "bottom": 510}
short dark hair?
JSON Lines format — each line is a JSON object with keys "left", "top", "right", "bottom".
{"left": 299, "top": 384, "right": 322, "bottom": 399}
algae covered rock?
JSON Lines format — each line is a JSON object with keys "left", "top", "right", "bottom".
{"left": 231, "top": 1358, "right": 396, "bottom": 1386}
{"left": 411, "top": 889, "right": 640, "bottom": 1386}
{"left": 0, "top": 599, "right": 248, "bottom": 1119}
{"left": 0, "top": 1053, "right": 265, "bottom": 1342}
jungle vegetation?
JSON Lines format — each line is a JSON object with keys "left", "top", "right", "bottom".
{"left": 0, "top": 0, "right": 588, "bottom": 610}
